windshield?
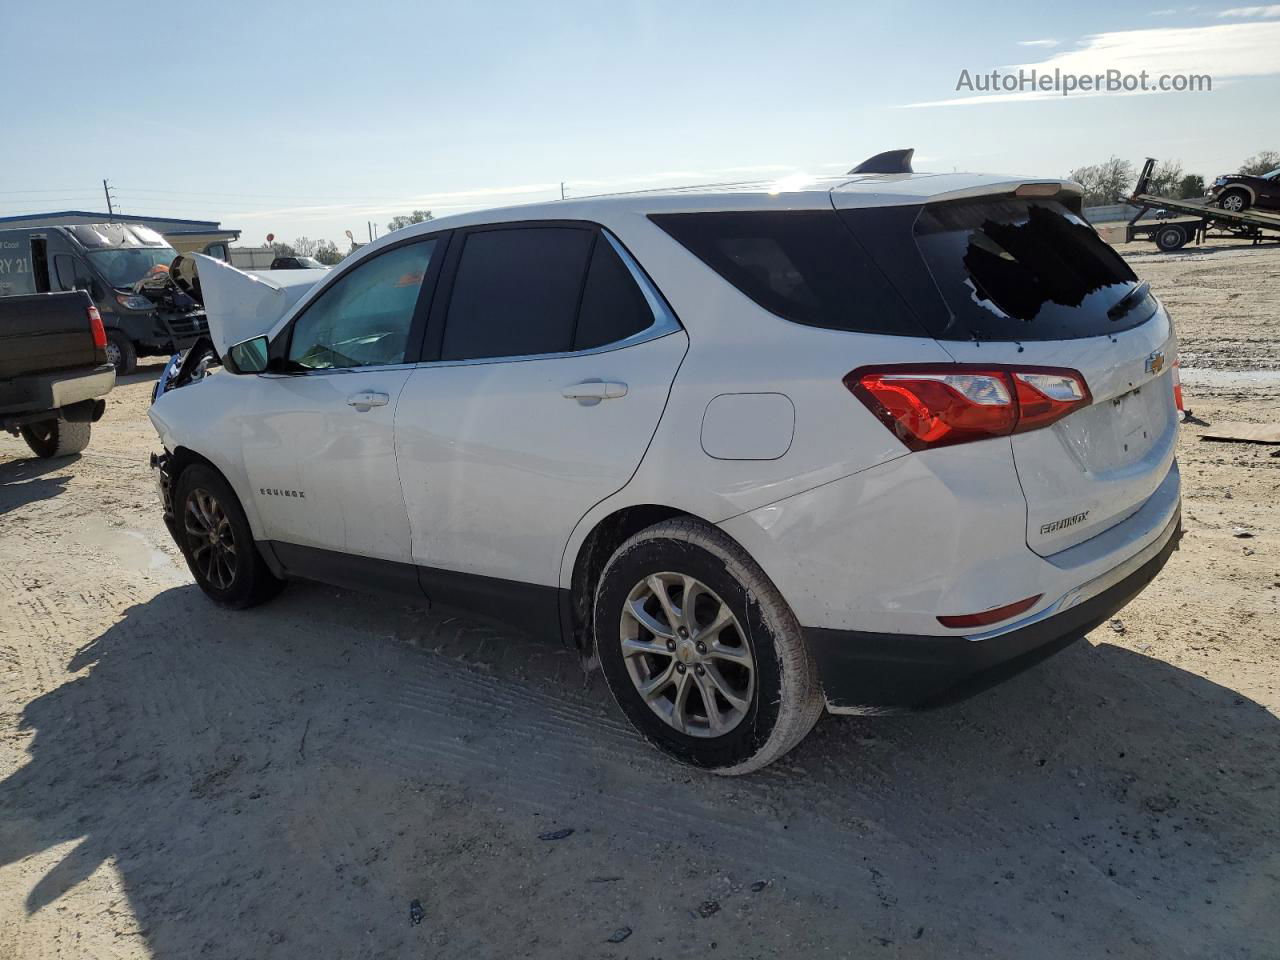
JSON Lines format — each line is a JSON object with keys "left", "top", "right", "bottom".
{"left": 87, "top": 246, "right": 178, "bottom": 288}
{"left": 1264, "top": 167, "right": 1280, "bottom": 180}
{"left": 296, "top": 257, "right": 324, "bottom": 269}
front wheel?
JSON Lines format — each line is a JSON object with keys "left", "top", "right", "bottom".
{"left": 1218, "top": 190, "right": 1249, "bottom": 213}
{"left": 20, "top": 418, "right": 90, "bottom": 458}
{"left": 1155, "top": 225, "right": 1188, "bottom": 252}
{"left": 174, "top": 464, "right": 285, "bottom": 609}
{"left": 594, "top": 519, "right": 824, "bottom": 774}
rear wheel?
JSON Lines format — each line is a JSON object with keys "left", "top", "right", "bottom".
{"left": 174, "top": 464, "right": 285, "bottom": 608}
{"left": 1155, "top": 225, "right": 1188, "bottom": 252}
{"left": 20, "top": 418, "right": 90, "bottom": 458}
{"left": 1218, "top": 190, "right": 1249, "bottom": 213}
{"left": 105, "top": 332, "right": 137, "bottom": 375}
{"left": 594, "top": 519, "right": 823, "bottom": 774}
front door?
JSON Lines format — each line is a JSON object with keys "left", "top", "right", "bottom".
{"left": 395, "top": 224, "right": 687, "bottom": 592}
{"left": 238, "top": 235, "right": 443, "bottom": 568}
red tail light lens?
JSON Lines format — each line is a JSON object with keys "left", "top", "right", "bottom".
{"left": 88, "top": 305, "right": 107, "bottom": 350}
{"left": 845, "top": 364, "right": 1090, "bottom": 450}
{"left": 937, "top": 594, "right": 1043, "bottom": 629}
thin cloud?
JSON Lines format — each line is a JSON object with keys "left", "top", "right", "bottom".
{"left": 902, "top": 20, "right": 1280, "bottom": 107}
{"left": 1148, "top": 8, "right": 1179, "bottom": 15}
{"left": 1017, "top": 38, "right": 1060, "bottom": 47}
{"left": 1217, "top": 4, "right": 1280, "bottom": 15}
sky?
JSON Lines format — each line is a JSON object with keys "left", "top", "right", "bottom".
{"left": 1, "top": 0, "right": 1276, "bottom": 246}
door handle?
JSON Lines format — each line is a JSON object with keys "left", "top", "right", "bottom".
{"left": 561, "top": 380, "right": 628, "bottom": 405}
{"left": 346, "top": 390, "right": 390, "bottom": 410}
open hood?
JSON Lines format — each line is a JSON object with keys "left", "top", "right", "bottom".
{"left": 185, "top": 254, "right": 328, "bottom": 356}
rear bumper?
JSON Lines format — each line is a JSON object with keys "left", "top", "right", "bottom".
{"left": 0, "top": 364, "right": 116, "bottom": 419}
{"left": 805, "top": 511, "right": 1181, "bottom": 713}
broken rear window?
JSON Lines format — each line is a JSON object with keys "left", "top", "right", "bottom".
{"left": 912, "top": 198, "right": 1153, "bottom": 341}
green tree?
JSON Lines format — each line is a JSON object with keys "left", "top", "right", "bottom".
{"left": 386, "top": 210, "right": 433, "bottom": 233}
{"left": 1178, "top": 174, "right": 1205, "bottom": 199}
{"left": 1239, "top": 150, "right": 1280, "bottom": 176}
{"left": 314, "top": 240, "right": 343, "bottom": 266}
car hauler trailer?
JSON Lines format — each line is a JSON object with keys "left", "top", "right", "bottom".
{"left": 1127, "top": 157, "right": 1280, "bottom": 252}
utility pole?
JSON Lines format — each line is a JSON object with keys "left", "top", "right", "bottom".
{"left": 102, "top": 179, "right": 116, "bottom": 217}
{"left": 367, "top": 221, "right": 373, "bottom": 243}
{"left": 560, "top": 181, "right": 566, "bottom": 200}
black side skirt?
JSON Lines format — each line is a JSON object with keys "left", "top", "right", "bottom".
{"left": 264, "top": 541, "right": 566, "bottom": 643}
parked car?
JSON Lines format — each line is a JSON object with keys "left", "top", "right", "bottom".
{"left": 269, "top": 255, "right": 327, "bottom": 270}
{"left": 148, "top": 170, "right": 1181, "bottom": 773}
{"left": 1, "top": 289, "right": 113, "bottom": 457}
{"left": 0, "top": 223, "right": 209, "bottom": 375}
{"left": 1206, "top": 166, "right": 1280, "bottom": 212}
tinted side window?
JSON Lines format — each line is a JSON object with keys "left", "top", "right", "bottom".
{"left": 288, "top": 239, "right": 435, "bottom": 370}
{"left": 650, "top": 211, "right": 926, "bottom": 337}
{"left": 442, "top": 227, "right": 592, "bottom": 361}
{"left": 573, "top": 236, "right": 654, "bottom": 350}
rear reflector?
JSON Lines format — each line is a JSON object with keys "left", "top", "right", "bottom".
{"left": 937, "top": 594, "right": 1042, "bottom": 629}
{"left": 88, "top": 305, "right": 107, "bottom": 350}
{"left": 845, "top": 364, "right": 1091, "bottom": 450}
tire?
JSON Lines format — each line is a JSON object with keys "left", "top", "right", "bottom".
{"left": 20, "top": 418, "right": 91, "bottom": 458}
{"left": 594, "top": 518, "right": 824, "bottom": 775}
{"left": 174, "top": 464, "right": 285, "bottom": 609}
{"left": 1218, "top": 190, "right": 1249, "bottom": 213}
{"left": 1155, "top": 225, "right": 1187, "bottom": 252}
{"left": 105, "top": 332, "right": 137, "bottom": 376}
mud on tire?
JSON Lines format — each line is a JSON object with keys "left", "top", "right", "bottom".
{"left": 20, "top": 418, "right": 91, "bottom": 458}
{"left": 593, "top": 518, "right": 824, "bottom": 775}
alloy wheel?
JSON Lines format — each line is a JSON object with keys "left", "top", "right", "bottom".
{"left": 1221, "top": 194, "right": 1245, "bottom": 212}
{"left": 105, "top": 340, "right": 122, "bottom": 371}
{"left": 619, "top": 572, "right": 755, "bottom": 738}
{"left": 184, "top": 487, "right": 238, "bottom": 590}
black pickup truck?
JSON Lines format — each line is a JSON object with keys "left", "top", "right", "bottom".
{"left": 0, "top": 290, "right": 115, "bottom": 458}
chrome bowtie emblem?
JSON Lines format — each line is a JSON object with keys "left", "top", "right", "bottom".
{"left": 1145, "top": 350, "right": 1166, "bottom": 375}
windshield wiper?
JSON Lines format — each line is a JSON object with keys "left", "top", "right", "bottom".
{"left": 1108, "top": 281, "right": 1151, "bottom": 322}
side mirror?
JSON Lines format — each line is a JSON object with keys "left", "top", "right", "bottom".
{"left": 225, "top": 336, "right": 270, "bottom": 375}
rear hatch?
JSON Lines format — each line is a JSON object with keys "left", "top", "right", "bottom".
{"left": 835, "top": 189, "right": 1178, "bottom": 555}
{"left": 0, "top": 290, "right": 98, "bottom": 379}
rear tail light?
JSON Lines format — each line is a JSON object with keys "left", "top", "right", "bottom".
{"left": 88, "top": 305, "right": 107, "bottom": 350}
{"left": 845, "top": 364, "right": 1091, "bottom": 451}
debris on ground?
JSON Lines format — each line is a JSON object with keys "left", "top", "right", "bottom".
{"left": 697, "top": 900, "right": 721, "bottom": 918}
{"left": 409, "top": 899, "right": 424, "bottom": 926}
{"left": 750, "top": 880, "right": 769, "bottom": 892}
{"left": 538, "top": 827, "right": 574, "bottom": 841}
{"left": 1199, "top": 422, "right": 1280, "bottom": 445}
{"left": 1232, "top": 527, "right": 1254, "bottom": 538}
{"left": 1109, "top": 619, "right": 1126, "bottom": 634}
{"left": 606, "top": 926, "right": 632, "bottom": 943}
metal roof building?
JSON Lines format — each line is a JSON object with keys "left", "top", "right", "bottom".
{"left": 0, "top": 211, "right": 240, "bottom": 254}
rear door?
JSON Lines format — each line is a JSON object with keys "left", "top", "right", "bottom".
{"left": 837, "top": 192, "right": 1179, "bottom": 556}
{"left": 395, "top": 222, "right": 687, "bottom": 589}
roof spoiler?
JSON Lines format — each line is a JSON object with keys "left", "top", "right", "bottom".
{"left": 848, "top": 148, "right": 914, "bottom": 175}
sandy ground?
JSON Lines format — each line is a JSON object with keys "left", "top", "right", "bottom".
{"left": 1, "top": 237, "right": 1277, "bottom": 959}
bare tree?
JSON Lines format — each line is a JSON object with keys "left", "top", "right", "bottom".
{"left": 386, "top": 210, "right": 433, "bottom": 233}
{"left": 1239, "top": 150, "right": 1280, "bottom": 176}
{"left": 1147, "top": 159, "right": 1184, "bottom": 198}
{"left": 269, "top": 241, "right": 296, "bottom": 258}
{"left": 291, "top": 237, "right": 319, "bottom": 257}
{"left": 1068, "top": 156, "right": 1136, "bottom": 206}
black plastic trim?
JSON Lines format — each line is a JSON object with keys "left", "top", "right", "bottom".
{"left": 262, "top": 540, "right": 566, "bottom": 642}
{"left": 804, "top": 516, "right": 1181, "bottom": 712}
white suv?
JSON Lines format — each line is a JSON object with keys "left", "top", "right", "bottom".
{"left": 149, "top": 167, "right": 1181, "bottom": 773}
